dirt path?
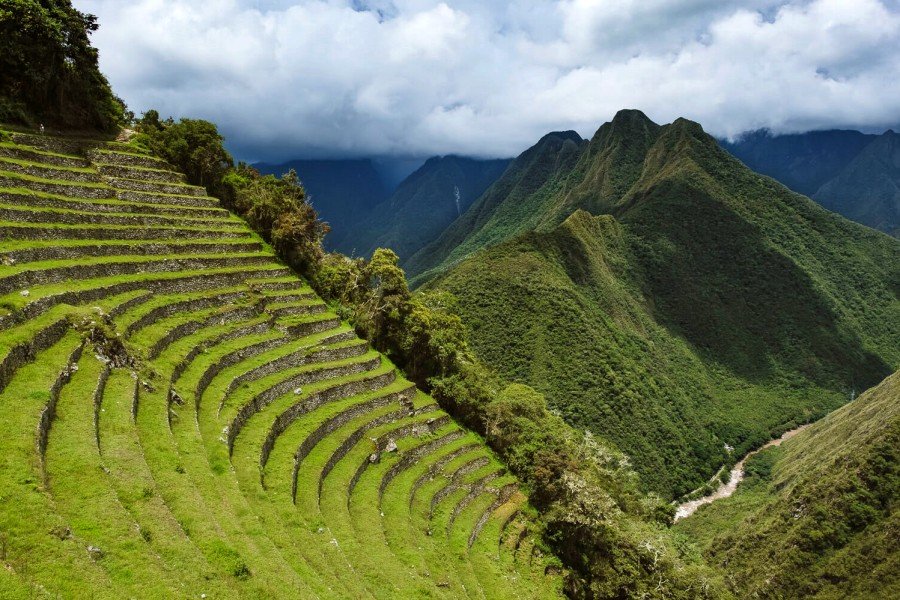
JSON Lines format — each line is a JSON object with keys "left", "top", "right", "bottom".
{"left": 674, "top": 424, "right": 810, "bottom": 521}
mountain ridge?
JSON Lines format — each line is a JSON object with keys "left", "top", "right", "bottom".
{"left": 425, "top": 110, "right": 900, "bottom": 497}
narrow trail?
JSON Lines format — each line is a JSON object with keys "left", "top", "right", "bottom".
{"left": 674, "top": 424, "right": 811, "bottom": 521}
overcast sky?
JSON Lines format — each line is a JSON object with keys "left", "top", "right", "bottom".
{"left": 74, "top": 0, "right": 900, "bottom": 162}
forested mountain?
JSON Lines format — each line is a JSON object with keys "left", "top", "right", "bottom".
{"left": 678, "top": 369, "right": 899, "bottom": 599}
{"left": 405, "top": 130, "right": 586, "bottom": 281}
{"left": 424, "top": 110, "right": 900, "bottom": 498}
{"left": 814, "top": 130, "right": 900, "bottom": 237}
{"left": 721, "top": 128, "right": 899, "bottom": 237}
{"left": 719, "top": 129, "right": 876, "bottom": 196}
{"left": 253, "top": 158, "right": 392, "bottom": 252}
{"left": 326, "top": 155, "right": 510, "bottom": 260}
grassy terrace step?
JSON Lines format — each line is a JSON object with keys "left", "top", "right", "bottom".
{"left": 0, "top": 155, "right": 101, "bottom": 183}
{"left": 0, "top": 171, "right": 114, "bottom": 199}
{"left": 119, "top": 287, "right": 254, "bottom": 337}
{"left": 0, "top": 331, "right": 120, "bottom": 597}
{"left": 89, "top": 148, "right": 175, "bottom": 171}
{"left": 104, "top": 176, "right": 207, "bottom": 197}
{"left": 0, "top": 201, "right": 241, "bottom": 228}
{"left": 8, "top": 131, "right": 117, "bottom": 155}
{"left": 316, "top": 408, "right": 451, "bottom": 597}
{"left": 140, "top": 339, "right": 324, "bottom": 597}
{"left": 181, "top": 322, "right": 357, "bottom": 418}
{"left": 0, "top": 238, "right": 262, "bottom": 265}
{"left": 227, "top": 351, "right": 385, "bottom": 455}
{"left": 46, "top": 349, "right": 231, "bottom": 598}
{"left": 114, "top": 188, "right": 220, "bottom": 208}
{"left": 1, "top": 187, "right": 231, "bottom": 219}
{"left": 379, "top": 435, "right": 481, "bottom": 591}
{"left": 96, "top": 163, "right": 187, "bottom": 184}
{"left": 0, "top": 252, "right": 277, "bottom": 296}
{"left": 174, "top": 328, "right": 375, "bottom": 598}
{"left": 0, "top": 265, "right": 289, "bottom": 330}
{"left": 0, "top": 221, "right": 249, "bottom": 241}
{"left": 0, "top": 142, "right": 90, "bottom": 168}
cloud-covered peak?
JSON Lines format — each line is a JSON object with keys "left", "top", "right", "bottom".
{"left": 75, "top": 0, "right": 900, "bottom": 162}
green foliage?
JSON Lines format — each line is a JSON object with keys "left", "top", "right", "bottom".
{"left": 313, "top": 249, "right": 466, "bottom": 384}
{"left": 0, "top": 0, "right": 125, "bottom": 130}
{"left": 679, "top": 371, "right": 900, "bottom": 599}
{"left": 133, "top": 112, "right": 233, "bottom": 193}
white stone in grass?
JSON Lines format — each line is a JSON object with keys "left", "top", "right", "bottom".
{"left": 385, "top": 438, "right": 398, "bottom": 452}
{"left": 19, "top": 290, "right": 29, "bottom": 297}
{"left": 293, "top": 387, "right": 303, "bottom": 395}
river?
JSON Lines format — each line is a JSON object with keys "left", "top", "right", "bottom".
{"left": 674, "top": 424, "right": 811, "bottom": 521}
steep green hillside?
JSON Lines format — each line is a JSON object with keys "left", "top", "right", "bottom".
{"left": 406, "top": 131, "right": 585, "bottom": 282}
{"left": 427, "top": 111, "right": 900, "bottom": 498}
{"left": 676, "top": 370, "right": 899, "bottom": 599}
{"left": 0, "top": 128, "right": 563, "bottom": 598}
{"left": 346, "top": 155, "right": 510, "bottom": 261}
{"left": 814, "top": 130, "right": 900, "bottom": 237}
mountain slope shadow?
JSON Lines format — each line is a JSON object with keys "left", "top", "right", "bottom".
{"left": 622, "top": 176, "right": 892, "bottom": 389}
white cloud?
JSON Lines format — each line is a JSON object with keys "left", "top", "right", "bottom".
{"left": 74, "top": 0, "right": 900, "bottom": 161}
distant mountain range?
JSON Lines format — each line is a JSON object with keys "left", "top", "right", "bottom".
{"left": 333, "top": 155, "right": 511, "bottom": 261}
{"left": 253, "top": 158, "right": 392, "bottom": 253}
{"left": 419, "top": 110, "right": 899, "bottom": 499}
{"left": 721, "top": 128, "right": 899, "bottom": 236}
{"left": 254, "top": 156, "right": 511, "bottom": 258}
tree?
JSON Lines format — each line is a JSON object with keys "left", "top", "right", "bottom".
{"left": 0, "top": 0, "right": 125, "bottom": 130}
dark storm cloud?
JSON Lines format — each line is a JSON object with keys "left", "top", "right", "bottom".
{"left": 75, "top": 0, "right": 900, "bottom": 161}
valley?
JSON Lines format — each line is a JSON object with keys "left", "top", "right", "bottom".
{"left": 1, "top": 1, "right": 898, "bottom": 598}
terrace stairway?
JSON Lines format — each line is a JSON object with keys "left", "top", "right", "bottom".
{"left": 0, "top": 129, "right": 563, "bottom": 599}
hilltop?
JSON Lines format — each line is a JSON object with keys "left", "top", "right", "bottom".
{"left": 424, "top": 110, "right": 900, "bottom": 498}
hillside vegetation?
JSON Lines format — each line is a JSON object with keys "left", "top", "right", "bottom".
{"left": 719, "top": 129, "right": 876, "bottom": 197}
{"left": 0, "top": 127, "right": 566, "bottom": 598}
{"left": 722, "top": 128, "right": 899, "bottom": 237}
{"left": 677, "top": 369, "right": 900, "bottom": 599}
{"left": 0, "top": 0, "right": 125, "bottom": 130}
{"left": 426, "top": 110, "right": 900, "bottom": 499}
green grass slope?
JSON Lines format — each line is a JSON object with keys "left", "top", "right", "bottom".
{"left": 0, "top": 127, "right": 562, "bottom": 599}
{"left": 426, "top": 110, "right": 900, "bottom": 498}
{"left": 676, "top": 370, "right": 900, "bottom": 599}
